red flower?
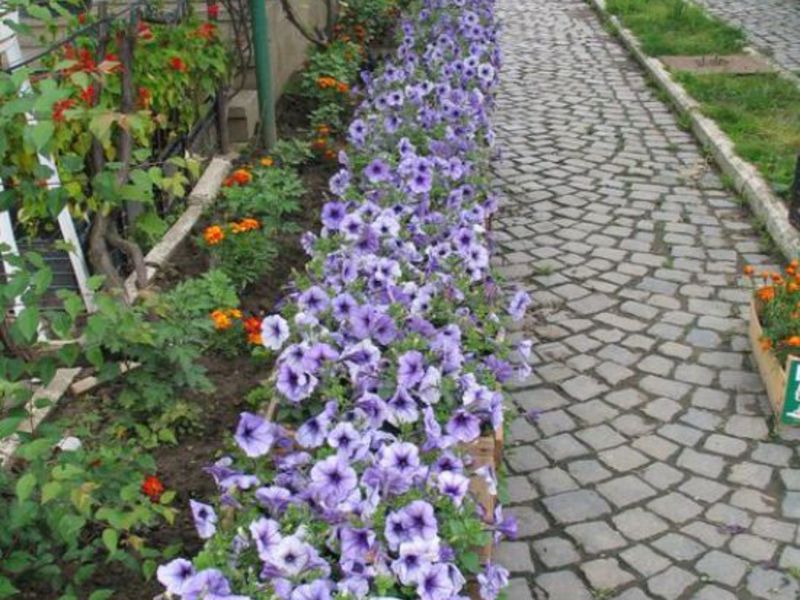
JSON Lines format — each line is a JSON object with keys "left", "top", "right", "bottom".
{"left": 52, "top": 98, "right": 76, "bottom": 122}
{"left": 80, "top": 84, "right": 96, "bottom": 106}
{"left": 141, "top": 475, "right": 165, "bottom": 502}
{"left": 137, "top": 22, "right": 153, "bottom": 40}
{"left": 207, "top": 3, "right": 220, "bottom": 19}
{"left": 169, "top": 56, "right": 188, "bottom": 72}
{"left": 77, "top": 48, "right": 96, "bottom": 72}
{"left": 77, "top": 12, "right": 86, "bottom": 24}
{"left": 195, "top": 22, "right": 216, "bottom": 41}
{"left": 137, "top": 86, "right": 153, "bottom": 109}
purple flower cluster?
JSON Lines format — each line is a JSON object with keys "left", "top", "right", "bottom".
{"left": 159, "top": 1, "right": 533, "bottom": 598}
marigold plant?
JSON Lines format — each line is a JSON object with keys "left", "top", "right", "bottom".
{"left": 745, "top": 259, "right": 800, "bottom": 362}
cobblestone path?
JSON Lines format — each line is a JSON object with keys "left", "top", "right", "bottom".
{"left": 693, "top": 0, "right": 800, "bottom": 73}
{"left": 492, "top": 1, "right": 800, "bottom": 598}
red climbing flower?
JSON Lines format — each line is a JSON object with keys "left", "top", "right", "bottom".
{"left": 169, "top": 56, "right": 188, "bottom": 72}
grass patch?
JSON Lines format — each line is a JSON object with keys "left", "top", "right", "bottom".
{"left": 675, "top": 72, "right": 800, "bottom": 199}
{"left": 606, "top": 0, "right": 745, "bottom": 56}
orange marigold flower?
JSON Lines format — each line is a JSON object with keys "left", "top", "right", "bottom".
{"left": 260, "top": 157, "right": 274, "bottom": 167}
{"left": 771, "top": 272, "right": 783, "bottom": 283}
{"left": 204, "top": 225, "right": 225, "bottom": 245}
{"left": 787, "top": 336, "right": 800, "bottom": 347}
{"left": 760, "top": 338, "right": 773, "bottom": 350}
{"left": 743, "top": 265, "right": 754, "bottom": 276}
{"left": 211, "top": 309, "right": 233, "bottom": 330}
{"left": 337, "top": 81, "right": 349, "bottom": 93}
{"left": 239, "top": 218, "right": 260, "bottom": 231}
{"left": 757, "top": 286, "right": 775, "bottom": 302}
{"left": 141, "top": 475, "right": 165, "bottom": 502}
{"left": 790, "top": 282, "right": 800, "bottom": 294}
{"left": 247, "top": 332, "right": 262, "bottom": 345}
{"left": 243, "top": 316, "right": 261, "bottom": 334}
{"left": 324, "top": 149, "right": 337, "bottom": 161}
{"left": 230, "top": 168, "right": 252, "bottom": 186}
{"left": 229, "top": 308, "right": 243, "bottom": 319}
{"left": 317, "top": 125, "right": 331, "bottom": 136}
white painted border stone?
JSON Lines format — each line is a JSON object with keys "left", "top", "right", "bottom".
{"left": 587, "top": 0, "right": 800, "bottom": 262}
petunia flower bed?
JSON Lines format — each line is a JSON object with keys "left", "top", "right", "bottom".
{"left": 157, "top": 1, "right": 533, "bottom": 599}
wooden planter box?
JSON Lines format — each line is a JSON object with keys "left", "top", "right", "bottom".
{"left": 748, "top": 300, "right": 800, "bottom": 425}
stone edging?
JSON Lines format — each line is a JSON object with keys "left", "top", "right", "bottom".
{"left": 586, "top": 0, "right": 800, "bottom": 262}
{"left": 1, "top": 155, "right": 234, "bottom": 467}
{"left": 123, "top": 154, "right": 234, "bottom": 299}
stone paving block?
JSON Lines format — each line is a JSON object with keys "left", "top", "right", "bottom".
{"left": 642, "top": 462, "right": 685, "bottom": 490}
{"left": 647, "top": 565, "right": 697, "bottom": 599}
{"left": 532, "top": 537, "right": 580, "bottom": 568}
{"left": 597, "top": 475, "right": 658, "bottom": 508}
{"left": 643, "top": 398, "right": 683, "bottom": 422}
{"left": 648, "top": 492, "right": 703, "bottom": 524}
{"left": 680, "top": 521, "right": 730, "bottom": 548}
{"left": 703, "top": 433, "right": 748, "bottom": 457}
{"left": 568, "top": 399, "right": 620, "bottom": 425}
{"left": 676, "top": 448, "right": 725, "bottom": 479}
{"left": 534, "top": 571, "right": 592, "bottom": 600}
{"left": 612, "top": 414, "right": 656, "bottom": 437}
{"left": 496, "top": 541, "right": 536, "bottom": 573}
{"left": 633, "top": 435, "right": 680, "bottom": 461}
{"left": 507, "top": 578, "right": 534, "bottom": 600}
{"left": 724, "top": 415, "right": 769, "bottom": 440}
{"left": 620, "top": 544, "right": 671, "bottom": 578}
{"left": 692, "top": 585, "right": 737, "bottom": 600}
{"left": 536, "top": 410, "right": 578, "bottom": 437}
{"left": 779, "top": 546, "right": 800, "bottom": 568}
{"left": 532, "top": 467, "right": 579, "bottom": 496}
{"left": 506, "top": 445, "right": 549, "bottom": 473}
{"left": 575, "top": 424, "right": 626, "bottom": 450}
{"left": 753, "top": 516, "right": 796, "bottom": 544}
{"left": 537, "top": 433, "right": 590, "bottom": 461}
{"left": 613, "top": 507, "right": 670, "bottom": 541}
{"left": 746, "top": 567, "right": 799, "bottom": 599}
{"left": 730, "top": 488, "right": 776, "bottom": 514}
{"left": 678, "top": 477, "right": 729, "bottom": 504}
{"left": 542, "top": 490, "right": 611, "bottom": 525}
{"left": 658, "top": 424, "right": 704, "bottom": 447}
{"left": 652, "top": 532, "right": 706, "bottom": 561}
{"left": 751, "top": 442, "right": 793, "bottom": 467}
{"left": 566, "top": 520, "right": 627, "bottom": 554}
{"left": 566, "top": 459, "right": 612, "bottom": 485}
{"left": 729, "top": 533, "right": 778, "bottom": 562}
{"left": 507, "top": 505, "right": 550, "bottom": 538}
{"left": 783, "top": 492, "right": 800, "bottom": 519}
{"left": 599, "top": 445, "right": 650, "bottom": 472}
{"left": 580, "top": 558, "right": 635, "bottom": 590}
{"left": 728, "top": 461, "right": 773, "bottom": 489}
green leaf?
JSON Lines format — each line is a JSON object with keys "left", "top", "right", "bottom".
{"left": 0, "top": 575, "right": 19, "bottom": 598}
{"left": 0, "top": 416, "right": 23, "bottom": 438}
{"left": 25, "top": 121, "right": 55, "bottom": 152}
{"left": 41, "top": 480, "right": 62, "bottom": 504}
{"left": 102, "top": 528, "right": 118, "bottom": 553}
{"left": 14, "top": 306, "right": 39, "bottom": 343}
{"left": 15, "top": 472, "right": 36, "bottom": 503}
{"left": 88, "top": 591, "right": 114, "bottom": 600}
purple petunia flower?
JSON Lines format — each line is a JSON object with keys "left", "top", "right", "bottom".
{"left": 417, "top": 563, "right": 458, "bottom": 600}
{"left": 445, "top": 409, "right": 481, "bottom": 443}
{"left": 364, "top": 158, "right": 392, "bottom": 183}
{"left": 234, "top": 412, "right": 275, "bottom": 458}
{"left": 250, "top": 516, "right": 282, "bottom": 560}
{"left": 397, "top": 350, "right": 425, "bottom": 389}
{"left": 276, "top": 363, "right": 318, "bottom": 404}
{"left": 478, "top": 564, "right": 509, "bottom": 600}
{"left": 310, "top": 455, "right": 358, "bottom": 504}
{"left": 321, "top": 201, "right": 347, "bottom": 230}
{"left": 182, "top": 568, "right": 249, "bottom": 600}
{"left": 261, "top": 315, "right": 290, "bottom": 351}
{"left": 157, "top": 558, "right": 195, "bottom": 595}
{"left": 190, "top": 500, "right": 217, "bottom": 539}
{"left": 508, "top": 290, "right": 531, "bottom": 321}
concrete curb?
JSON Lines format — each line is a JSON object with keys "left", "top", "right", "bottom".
{"left": 587, "top": 0, "right": 800, "bottom": 262}
{"left": 124, "top": 154, "right": 234, "bottom": 300}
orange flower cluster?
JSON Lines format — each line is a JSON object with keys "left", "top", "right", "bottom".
{"left": 243, "top": 316, "right": 262, "bottom": 345}
{"left": 204, "top": 225, "right": 225, "bottom": 245}
{"left": 311, "top": 124, "right": 338, "bottom": 161}
{"left": 745, "top": 260, "right": 800, "bottom": 353}
{"left": 231, "top": 218, "right": 260, "bottom": 233}
{"left": 210, "top": 308, "right": 242, "bottom": 331}
{"left": 224, "top": 168, "right": 252, "bottom": 187}
{"left": 317, "top": 76, "right": 349, "bottom": 93}
{"left": 260, "top": 157, "right": 274, "bottom": 167}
